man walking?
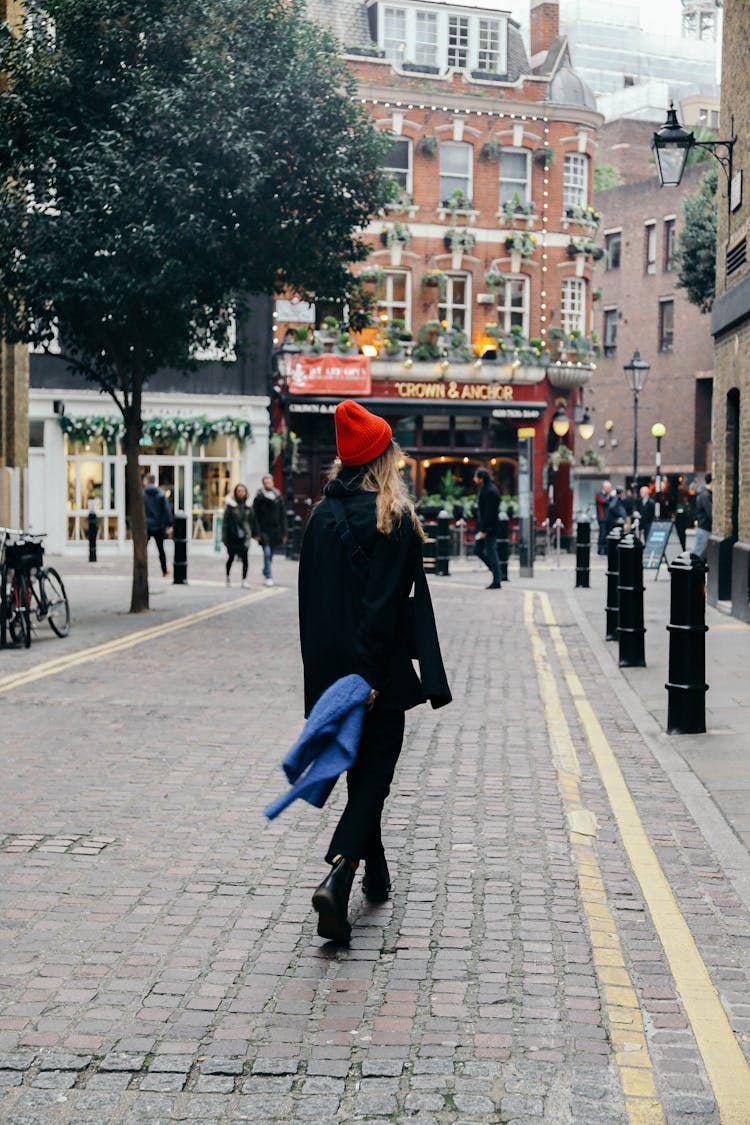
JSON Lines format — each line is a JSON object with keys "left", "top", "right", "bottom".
{"left": 473, "top": 468, "right": 502, "bottom": 589}
{"left": 142, "top": 473, "right": 173, "bottom": 577}
{"left": 636, "top": 485, "right": 655, "bottom": 542}
{"left": 252, "top": 474, "right": 287, "bottom": 587}
{"left": 693, "top": 472, "right": 713, "bottom": 558}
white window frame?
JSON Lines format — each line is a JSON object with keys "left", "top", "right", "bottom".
{"left": 376, "top": 5, "right": 507, "bottom": 75}
{"left": 604, "top": 229, "right": 622, "bottom": 271}
{"left": 476, "top": 17, "right": 502, "bottom": 73}
{"left": 561, "top": 278, "right": 586, "bottom": 335}
{"left": 438, "top": 274, "right": 471, "bottom": 335}
{"left": 603, "top": 307, "right": 618, "bottom": 357}
{"left": 384, "top": 136, "right": 413, "bottom": 194}
{"left": 645, "top": 222, "right": 656, "bottom": 275}
{"left": 439, "top": 141, "right": 473, "bottom": 207}
{"left": 414, "top": 9, "right": 438, "bottom": 67}
{"left": 496, "top": 275, "right": 529, "bottom": 337}
{"left": 376, "top": 270, "right": 410, "bottom": 328}
{"left": 383, "top": 6, "right": 407, "bottom": 62}
{"left": 447, "top": 14, "right": 469, "bottom": 70}
{"left": 499, "top": 148, "right": 531, "bottom": 207}
{"left": 563, "top": 153, "right": 588, "bottom": 211}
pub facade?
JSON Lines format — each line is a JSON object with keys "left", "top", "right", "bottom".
{"left": 277, "top": 0, "right": 603, "bottom": 533}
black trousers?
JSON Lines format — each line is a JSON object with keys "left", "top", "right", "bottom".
{"left": 226, "top": 546, "right": 248, "bottom": 579}
{"left": 147, "top": 529, "right": 168, "bottom": 575}
{"left": 326, "top": 708, "right": 405, "bottom": 865}
{"left": 475, "top": 534, "right": 501, "bottom": 584}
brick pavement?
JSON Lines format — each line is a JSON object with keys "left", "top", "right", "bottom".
{"left": 0, "top": 550, "right": 749, "bottom": 1121}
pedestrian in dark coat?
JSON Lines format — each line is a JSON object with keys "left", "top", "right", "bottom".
{"left": 142, "top": 473, "right": 173, "bottom": 577}
{"left": 222, "top": 483, "right": 257, "bottom": 587}
{"left": 299, "top": 399, "right": 451, "bottom": 944}
{"left": 473, "top": 468, "right": 502, "bottom": 588}
{"left": 636, "top": 486, "right": 655, "bottom": 541}
{"left": 252, "top": 474, "right": 287, "bottom": 587}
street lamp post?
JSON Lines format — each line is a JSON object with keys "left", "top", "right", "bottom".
{"left": 623, "top": 350, "right": 651, "bottom": 487}
{"left": 651, "top": 421, "right": 666, "bottom": 518}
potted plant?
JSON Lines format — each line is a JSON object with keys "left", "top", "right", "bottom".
{"left": 418, "top": 135, "right": 437, "bottom": 157}
{"left": 359, "top": 265, "right": 385, "bottom": 287}
{"left": 484, "top": 269, "right": 504, "bottom": 292}
{"left": 444, "top": 187, "right": 473, "bottom": 211}
{"left": 504, "top": 231, "right": 536, "bottom": 272}
{"left": 534, "top": 146, "right": 555, "bottom": 169}
{"left": 422, "top": 269, "right": 447, "bottom": 298}
{"left": 480, "top": 140, "right": 502, "bottom": 163}
{"left": 444, "top": 227, "right": 476, "bottom": 268}
{"left": 380, "top": 221, "right": 412, "bottom": 264}
{"left": 412, "top": 320, "right": 443, "bottom": 360}
{"left": 502, "top": 193, "right": 535, "bottom": 225}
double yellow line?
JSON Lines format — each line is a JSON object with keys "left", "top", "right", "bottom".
{"left": 526, "top": 589, "right": 750, "bottom": 1123}
{"left": 0, "top": 587, "right": 282, "bottom": 695}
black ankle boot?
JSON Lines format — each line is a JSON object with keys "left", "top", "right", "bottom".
{"left": 312, "top": 856, "right": 355, "bottom": 943}
{"left": 362, "top": 851, "right": 391, "bottom": 903}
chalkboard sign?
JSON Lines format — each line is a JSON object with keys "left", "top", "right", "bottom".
{"left": 643, "top": 520, "right": 680, "bottom": 576}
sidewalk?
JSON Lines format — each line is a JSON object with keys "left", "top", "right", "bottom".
{"left": 0, "top": 544, "right": 749, "bottom": 1122}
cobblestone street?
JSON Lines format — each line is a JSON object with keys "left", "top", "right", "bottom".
{"left": 1, "top": 550, "right": 749, "bottom": 1123}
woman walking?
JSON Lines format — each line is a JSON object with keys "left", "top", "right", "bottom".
{"left": 222, "top": 483, "right": 257, "bottom": 587}
{"left": 299, "top": 400, "right": 451, "bottom": 944}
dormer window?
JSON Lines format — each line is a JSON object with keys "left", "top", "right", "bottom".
{"left": 370, "top": 2, "right": 507, "bottom": 76}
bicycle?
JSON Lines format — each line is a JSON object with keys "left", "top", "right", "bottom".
{"left": 0, "top": 530, "right": 70, "bottom": 648}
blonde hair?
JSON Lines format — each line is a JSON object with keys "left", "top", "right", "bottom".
{"left": 330, "top": 442, "right": 425, "bottom": 540}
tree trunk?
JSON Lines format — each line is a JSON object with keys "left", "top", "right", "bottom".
{"left": 123, "top": 377, "right": 149, "bottom": 613}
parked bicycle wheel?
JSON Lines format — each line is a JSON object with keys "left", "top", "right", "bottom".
{"left": 43, "top": 568, "right": 70, "bottom": 638}
{"left": 9, "top": 572, "right": 31, "bottom": 648}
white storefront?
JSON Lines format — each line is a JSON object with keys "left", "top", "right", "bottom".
{"left": 28, "top": 388, "right": 270, "bottom": 555}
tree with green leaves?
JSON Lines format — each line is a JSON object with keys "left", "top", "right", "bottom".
{"left": 0, "top": 0, "right": 391, "bottom": 610}
{"left": 675, "top": 166, "right": 718, "bottom": 314}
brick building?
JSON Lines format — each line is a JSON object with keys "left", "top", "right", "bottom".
{"left": 708, "top": 0, "right": 750, "bottom": 620}
{"left": 279, "top": 0, "right": 603, "bottom": 534}
{"left": 580, "top": 150, "right": 715, "bottom": 504}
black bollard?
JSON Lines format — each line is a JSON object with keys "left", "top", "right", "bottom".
{"left": 575, "top": 517, "right": 591, "bottom": 589}
{"left": 605, "top": 525, "right": 623, "bottom": 641}
{"left": 666, "top": 552, "right": 708, "bottom": 734}
{"left": 617, "top": 533, "right": 646, "bottom": 667}
{"left": 434, "top": 509, "right": 451, "bottom": 577}
{"left": 498, "top": 512, "right": 510, "bottom": 582}
{"left": 172, "top": 511, "right": 188, "bottom": 584}
{"left": 87, "top": 509, "right": 98, "bottom": 563}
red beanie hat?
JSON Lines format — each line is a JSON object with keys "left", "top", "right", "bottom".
{"left": 334, "top": 400, "right": 393, "bottom": 467}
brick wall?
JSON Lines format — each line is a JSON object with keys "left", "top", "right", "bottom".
{"left": 586, "top": 165, "right": 715, "bottom": 482}
{"left": 530, "top": 2, "right": 560, "bottom": 59}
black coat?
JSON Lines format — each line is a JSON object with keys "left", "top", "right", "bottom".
{"left": 695, "top": 486, "right": 713, "bottom": 531}
{"left": 222, "top": 497, "right": 256, "bottom": 550}
{"left": 253, "top": 488, "right": 287, "bottom": 548}
{"left": 476, "top": 480, "right": 500, "bottom": 536}
{"left": 636, "top": 496, "right": 655, "bottom": 539}
{"left": 298, "top": 472, "right": 451, "bottom": 718}
{"left": 143, "top": 485, "right": 173, "bottom": 533}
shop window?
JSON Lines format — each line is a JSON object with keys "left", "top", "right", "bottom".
{"left": 384, "top": 137, "right": 412, "bottom": 193}
{"left": 422, "top": 415, "right": 451, "bottom": 448}
{"left": 645, "top": 222, "right": 656, "bottom": 274}
{"left": 605, "top": 230, "right": 621, "bottom": 270}
{"left": 29, "top": 420, "right": 45, "bottom": 447}
{"left": 496, "top": 276, "right": 529, "bottom": 336}
{"left": 603, "top": 308, "right": 618, "bottom": 357}
{"left": 440, "top": 141, "right": 472, "bottom": 206}
{"left": 454, "top": 417, "right": 482, "bottom": 448}
{"left": 392, "top": 416, "right": 417, "bottom": 449}
{"left": 375, "top": 271, "right": 409, "bottom": 327}
{"left": 659, "top": 299, "right": 674, "bottom": 352}
{"left": 563, "top": 153, "right": 588, "bottom": 210}
{"left": 500, "top": 149, "right": 530, "bottom": 207}
{"left": 663, "top": 218, "right": 676, "bottom": 271}
{"left": 561, "top": 278, "right": 586, "bottom": 335}
{"left": 438, "top": 275, "right": 470, "bottom": 333}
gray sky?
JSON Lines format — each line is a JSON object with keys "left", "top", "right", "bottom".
{"left": 506, "top": 0, "right": 686, "bottom": 39}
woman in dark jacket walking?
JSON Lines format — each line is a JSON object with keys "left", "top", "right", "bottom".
{"left": 299, "top": 400, "right": 451, "bottom": 944}
{"left": 222, "top": 483, "right": 257, "bottom": 587}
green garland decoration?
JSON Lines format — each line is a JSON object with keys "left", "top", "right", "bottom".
{"left": 60, "top": 414, "right": 252, "bottom": 448}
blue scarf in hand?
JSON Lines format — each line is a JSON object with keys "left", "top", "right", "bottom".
{"left": 264, "top": 674, "right": 372, "bottom": 820}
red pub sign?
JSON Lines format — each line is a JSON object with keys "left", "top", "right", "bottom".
{"left": 286, "top": 355, "right": 372, "bottom": 397}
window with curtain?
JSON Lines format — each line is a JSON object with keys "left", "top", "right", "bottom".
{"left": 500, "top": 149, "right": 530, "bottom": 206}
{"left": 663, "top": 219, "right": 676, "bottom": 271}
{"left": 563, "top": 153, "right": 588, "bottom": 210}
{"left": 561, "top": 278, "right": 586, "bottom": 334}
{"left": 439, "top": 142, "right": 472, "bottom": 205}
{"left": 384, "top": 137, "right": 412, "bottom": 192}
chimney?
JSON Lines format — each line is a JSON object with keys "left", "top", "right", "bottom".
{"left": 530, "top": 0, "right": 560, "bottom": 60}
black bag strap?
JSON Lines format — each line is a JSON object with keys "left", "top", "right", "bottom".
{"left": 327, "top": 496, "right": 371, "bottom": 577}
